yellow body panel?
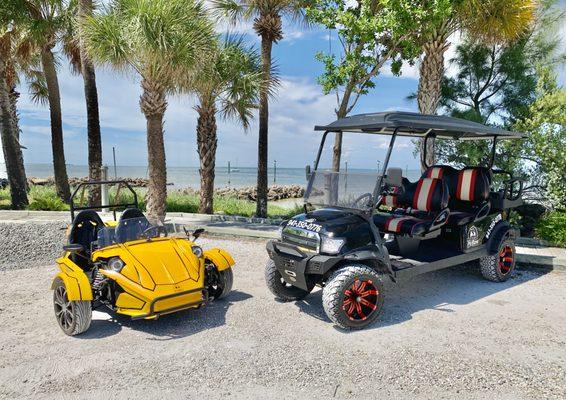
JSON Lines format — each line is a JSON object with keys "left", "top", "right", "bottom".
{"left": 52, "top": 256, "right": 93, "bottom": 301}
{"left": 53, "top": 234, "right": 235, "bottom": 319}
{"left": 204, "top": 248, "right": 235, "bottom": 271}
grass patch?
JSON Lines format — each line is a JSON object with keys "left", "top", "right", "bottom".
{"left": 1, "top": 185, "right": 302, "bottom": 219}
{"left": 28, "top": 186, "right": 69, "bottom": 211}
{"left": 536, "top": 211, "right": 566, "bottom": 247}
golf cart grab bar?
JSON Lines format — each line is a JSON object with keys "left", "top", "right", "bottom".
{"left": 70, "top": 180, "right": 139, "bottom": 221}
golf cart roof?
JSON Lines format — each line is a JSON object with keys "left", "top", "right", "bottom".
{"left": 314, "top": 111, "right": 525, "bottom": 139}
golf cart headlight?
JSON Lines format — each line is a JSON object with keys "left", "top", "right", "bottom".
{"left": 277, "top": 226, "right": 284, "bottom": 239}
{"left": 191, "top": 245, "right": 203, "bottom": 258}
{"left": 320, "top": 236, "right": 345, "bottom": 254}
{"left": 107, "top": 257, "right": 125, "bottom": 272}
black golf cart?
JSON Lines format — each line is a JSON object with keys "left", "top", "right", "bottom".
{"left": 265, "top": 112, "right": 525, "bottom": 329}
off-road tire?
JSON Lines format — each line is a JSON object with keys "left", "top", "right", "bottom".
{"left": 322, "top": 264, "right": 385, "bottom": 330}
{"left": 53, "top": 278, "right": 92, "bottom": 336}
{"left": 265, "top": 259, "right": 311, "bottom": 301}
{"left": 480, "top": 239, "right": 516, "bottom": 282}
{"left": 208, "top": 266, "right": 233, "bottom": 300}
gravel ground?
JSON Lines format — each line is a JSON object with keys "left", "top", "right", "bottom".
{"left": 0, "top": 223, "right": 565, "bottom": 399}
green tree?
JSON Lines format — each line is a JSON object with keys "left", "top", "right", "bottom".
{"left": 0, "top": 0, "right": 29, "bottom": 209}
{"left": 306, "top": 0, "right": 451, "bottom": 172}
{"left": 186, "top": 37, "right": 263, "bottom": 214}
{"left": 417, "top": 0, "right": 537, "bottom": 170}
{"left": 515, "top": 68, "right": 565, "bottom": 210}
{"left": 22, "top": 0, "right": 74, "bottom": 202}
{"left": 212, "top": 0, "right": 307, "bottom": 218}
{"left": 81, "top": 0, "right": 215, "bottom": 222}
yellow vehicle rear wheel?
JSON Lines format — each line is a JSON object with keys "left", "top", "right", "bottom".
{"left": 53, "top": 278, "right": 92, "bottom": 336}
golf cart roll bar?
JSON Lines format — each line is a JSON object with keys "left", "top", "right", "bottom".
{"left": 422, "top": 132, "right": 499, "bottom": 169}
{"left": 70, "top": 180, "right": 139, "bottom": 222}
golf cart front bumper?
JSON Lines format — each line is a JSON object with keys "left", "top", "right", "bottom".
{"left": 266, "top": 240, "right": 342, "bottom": 291}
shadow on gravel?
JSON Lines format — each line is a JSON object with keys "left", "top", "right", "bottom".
{"left": 80, "top": 290, "right": 253, "bottom": 340}
{"left": 292, "top": 264, "right": 549, "bottom": 332}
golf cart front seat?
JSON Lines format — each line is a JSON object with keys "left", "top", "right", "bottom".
{"left": 423, "top": 166, "right": 491, "bottom": 226}
{"left": 374, "top": 177, "right": 449, "bottom": 236}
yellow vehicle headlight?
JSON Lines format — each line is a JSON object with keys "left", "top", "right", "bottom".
{"left": 191, "top": 246, "right": 203, "bottom": 258}
{"left": 107, "top": 257, "right": 125, "bottom": 272}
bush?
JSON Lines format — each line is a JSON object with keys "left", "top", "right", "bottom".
{"left": 0, "top": 187, "right": 10, "bottom": 209}
{"left": 28, "top": 187, "right": 69, "bottom": 211}
{"left": 536, "top": 211, "right": 566, "bottom": 247}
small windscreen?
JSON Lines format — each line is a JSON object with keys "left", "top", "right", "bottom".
{"left": 304, "top": 170, "right": 380, "bottom": 210}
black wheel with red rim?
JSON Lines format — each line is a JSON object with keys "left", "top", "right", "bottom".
{"left": 480, "top": 239, "right": 516, "bottom": 282}
{"left": 322, "top": 264, "right": 385, "bottom": 330}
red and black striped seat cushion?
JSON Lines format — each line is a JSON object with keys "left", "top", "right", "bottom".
{"left": 373, "top": 213, "right": 435, "bottom": 236}
{"left": 381, "top": 177, "right": 449, "bottom": 212}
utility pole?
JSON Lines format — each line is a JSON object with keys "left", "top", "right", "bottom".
{"left": 273, "top": 160, "right": 277, "bottom": 184}
{"left": 112, "top": 147, "right": 117, "bottom": 179}
{"left": 228, "top": 161, "right": 231, "bottom": 186}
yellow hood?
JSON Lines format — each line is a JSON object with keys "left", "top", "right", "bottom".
{"left": 113, "top": 238, "right": 202, "bottom": 289}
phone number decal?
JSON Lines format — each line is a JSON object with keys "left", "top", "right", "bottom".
{"left": 286, "top": 219, "right": 322, "bottom": 233}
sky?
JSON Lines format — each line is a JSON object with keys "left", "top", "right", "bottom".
{"left": 7, "top": 2, "right": 566, "bottom": 171}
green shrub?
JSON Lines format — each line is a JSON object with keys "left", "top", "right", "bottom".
{"left": 28, "top": 186, "right": 69, "bottom": 211}
{"left": 536, "top": 211, "right": 566, "bottom": 247}
{"left": 0, "top": 187, "right": 10, "bottom": 209}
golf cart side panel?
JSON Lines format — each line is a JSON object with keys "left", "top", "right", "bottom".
{"left": 53, "top": 256, "right": 93, "bottom": 301}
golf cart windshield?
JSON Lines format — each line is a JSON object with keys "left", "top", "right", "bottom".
{"left": 97, "top": 217, "right": 160, "bottom": 248}
{"left": 304, "top": 170, "right": 380, "bottom": 210}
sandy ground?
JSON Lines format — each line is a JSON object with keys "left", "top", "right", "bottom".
{"left": 0, "top": 236, "right": 565, "bottom": 400}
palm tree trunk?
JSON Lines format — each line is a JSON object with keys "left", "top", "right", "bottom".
{"left": 41, "top": 47, "right": 71, "bottom": 202}
{"left": 417, "top": 30, "right": 450, "bottom": 171}
{"left": 196, "top": 102, "right": 217, "bottom": 214}
{"left": 255, "top": 34, "right": 272, "bottom": 218}
{"left": 140, "top": 79, "right": 167, "bottom": 223}
{"left": 79, "top": 0, "right": 102, "bottom": 207}
{"left": 9, "top": 87, "right": 28, "bottom": 191}
{"left": 0, "top": 60, "right": 28, "bottom": 208}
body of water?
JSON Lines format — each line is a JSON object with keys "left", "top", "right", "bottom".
{"left": 2, "top": 163, "right": 423, "bottom": 189}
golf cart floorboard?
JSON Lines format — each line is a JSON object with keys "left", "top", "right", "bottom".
{"left": 388, "top": 242, "right": 488, "bottom": 280}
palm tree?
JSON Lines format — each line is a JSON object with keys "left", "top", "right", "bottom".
{"left": 212, "top": 0, "right": 306, "bottom": 218}
{"left": 21, "top": 0, "right": 73, "bottom": 202}
{"left": 417, "top": 0, "right": 536, "bottom": 169}
{"left": 186, "top": 36, "right": 263, "bottom": 214}
{"left": 77, "top": 0, "right": 102, "bottom": 207}
{"left": 0, "top": 2, "right": 29, "bottom": 209}
{"left": 81, "top": 0, "right": 215, "bottom": 223}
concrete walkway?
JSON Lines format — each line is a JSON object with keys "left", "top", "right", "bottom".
{"left": 1, "top": 210, "right": 564, "bottom": 270}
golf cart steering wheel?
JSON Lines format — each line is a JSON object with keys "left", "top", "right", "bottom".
{"left": 351, "top": 192, "right": 373, "bottom": 208}
{"left": 142, "top": 225, "right": 167, "bottom": 238}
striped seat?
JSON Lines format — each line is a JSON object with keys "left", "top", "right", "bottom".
{"left": 374, "top": 177, "right": 449, "bottom": 236}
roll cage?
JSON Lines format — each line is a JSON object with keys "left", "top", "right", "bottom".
{"left": 69, "top": 180, "right": 139, "bottom": 222}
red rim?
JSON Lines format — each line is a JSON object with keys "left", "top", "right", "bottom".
{"left": 342, "top": 279, "right": 379, "bottom": 321}
{"left": 499, "top": 245, "right": 514, "bottom": 274}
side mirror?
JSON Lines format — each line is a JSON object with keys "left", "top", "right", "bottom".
{"left": 63, "top": 243, "right": 84, "bottom": 253}
{"left": 192, "top": 228, "right": 205, "bottom": 241}
{"left": 305, "top": 165, "right": 311, "bottom": 181}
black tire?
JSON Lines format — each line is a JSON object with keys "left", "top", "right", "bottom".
{"left": 53, "top": 278, "right": 92, "bottom": 336}
{"left": 265, "top": 259, "right": 311, "bottom": 301}
{"left": 480, "top": 239, "right": 516, "bottom": 282}
{"left": 322, "top": 264, "right": 385, "bottom": 330}
{"left": 207, "top": 266, "right": 233, "bottom": 300}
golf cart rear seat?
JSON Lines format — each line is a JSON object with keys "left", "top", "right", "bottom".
{"left": 423, "top": 165, "right": 491, "bottom": 226}
{"left": 374, "top": 177, "right": 449, "bottom": 236}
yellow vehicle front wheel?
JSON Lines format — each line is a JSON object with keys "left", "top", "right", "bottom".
{"left": 53, "top": 278, "right": 92, "bottom": 336}
{"left": 206, "top": 264, "right": 233, "bottom": 300}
